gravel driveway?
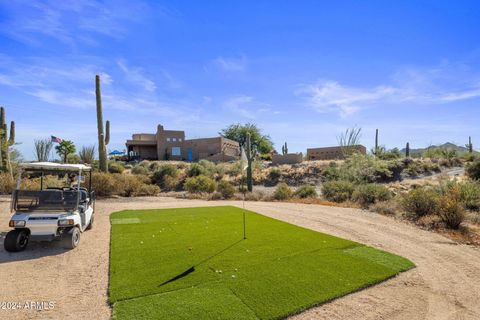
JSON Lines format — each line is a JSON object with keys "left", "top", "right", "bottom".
{"left": 1, "top": 197, "right": 479, "bottom": 319}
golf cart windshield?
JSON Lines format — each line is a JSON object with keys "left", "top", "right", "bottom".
{"left": 13, "top": 189, "right": 88, "bottom": 212}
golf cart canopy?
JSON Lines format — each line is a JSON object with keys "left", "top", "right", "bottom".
{"left": 19, "top": 162, "right": 92, "bottom": 172}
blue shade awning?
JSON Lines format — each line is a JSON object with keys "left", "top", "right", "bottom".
{"left": 109, "top": 150, "right": 125, "bottom": 155}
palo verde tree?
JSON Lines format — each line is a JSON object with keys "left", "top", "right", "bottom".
{"left": 0, "top": 106, "right": 15, "bottom": 177}
{"left": 219, "top": 123, "right": 274, "bottom": 156}
{"left": 96, "top": 75, "right": 111, "bottom": 172}
{"left": 55, "top": 140, "right": 76, "bottom": 164}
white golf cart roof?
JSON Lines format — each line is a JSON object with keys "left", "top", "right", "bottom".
{"left": 19, "top": 162, "right": 92, "bottom": 172}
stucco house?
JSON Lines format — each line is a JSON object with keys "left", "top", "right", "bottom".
{"left": 126, "top": 125, "right": 240, "bottom": 162}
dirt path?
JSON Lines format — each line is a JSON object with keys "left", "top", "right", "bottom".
{"left": 1, "top": 197, "right": 479, "bottom": 319}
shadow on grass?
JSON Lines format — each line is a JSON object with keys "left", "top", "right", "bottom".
{"left": 158, "top": 238, "right": 244, "bottom": 287}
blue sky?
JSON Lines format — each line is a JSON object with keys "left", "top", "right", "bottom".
{"left": 1, "top": 0, "right": 480, "bottom": 160}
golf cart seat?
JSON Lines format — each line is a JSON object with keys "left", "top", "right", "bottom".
{"left": 41, "top": 190, "right": 64, "bottom": 204}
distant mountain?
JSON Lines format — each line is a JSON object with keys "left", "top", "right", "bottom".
{"left": 400, "top": 142, "right": 470, "bottom": 155}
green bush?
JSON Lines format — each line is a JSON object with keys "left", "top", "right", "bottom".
{"left": 401, "top": 187, "right": 438, "bottom": 218}
{"left": 273, "top": 182, "right": 293, "bottom": 200}
{"left": 437, "top": 195, "right": 465, "bottom": 229}
{"left": 334, "top": 154, "right": 392, "bottom": 183}
{"left": 184, "top": 175, "right": 217, "bottom": 194}
{"left": 321, "top": 180, "right": 355, "bottom": 202}
{"left": 152, "top": 164, "right": 178, "bottom": 190}
{"left": 294, "top": 185, "right": 317, "bottom": 199}
{"left": 466, "top": 160, "right": 480, "bottom": 180}
{"left": 268, "top": 168, "right": 282, "bottom": 182}
{"left": 352, "top": 184, "right": 391, "bottom": 207}
{"left": 187, "top": 163, "right": 206, "bottom": 177}
{"left": 458, "top": 181, "right": 480, "bottom": 211}
{"left": 131, "top": 165, "right": 149, "bottom": 175}
{"left": 108, "top": 161, "right": 125, "bottom": 174}
{"left": 119, "top": 175, "right": 143, "bottom": 197}
{"left": 217, "top": 180, "right": 236, "bottom": 199}
{"left": 138, "top": 184, "right": 160, "bottom": 196}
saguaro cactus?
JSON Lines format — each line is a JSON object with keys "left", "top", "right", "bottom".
{"left": 406, "top": 142, "right": 410, "bottom": 158}
{"left": 0, "top": 107, "right": 15, "bottom": 177}
{"left": 95, "top": 75, "right": 110, "bottom": 172}
{"left": 245, "top": 133, "right": 256, "bottom": 192}
{"left": 467, "top": 136, "right": 473, "bottom": 153}
{"left": 374, "top": 129, "right": 379, "bottom": 156}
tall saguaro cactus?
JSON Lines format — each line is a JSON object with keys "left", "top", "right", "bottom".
{"left": 95, "top": 75, "right": 110, "bottom": 172}
{"left": 0, "top": 107, "right": 15, "bottom": 177}
{"left": 245, "top": 133, "right": 256, "bottom": 192}
{"left": 467, "top": 136, "right": 473, "bottom": 153}
{"left": 374, "top": 128, "right": 379, "bottom": 156}
{"left": 405, "top": 142, "right": 410, "bottom": 158}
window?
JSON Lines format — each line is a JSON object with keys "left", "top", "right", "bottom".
{"left": 166, "top": 138, "right": 171, "bottom": 142}
{"left": 172, "top": 137, "right": 177, "bottom": 142}
{"left": 178, "top": 138, "right": 182, "bottom": 142}
{"left": 172, "top": 147, "right": 181, "bottom": 156}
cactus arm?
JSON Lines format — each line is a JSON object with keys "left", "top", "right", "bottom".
{"left": 8, "top": 121, "right": 14, "bottom": 146}
{"left": 105, "top": 120, "right": 110, "bottom": 145}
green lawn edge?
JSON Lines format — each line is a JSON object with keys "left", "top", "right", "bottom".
{"left": 108, "top": 205, "right": 415, "bottom": 320}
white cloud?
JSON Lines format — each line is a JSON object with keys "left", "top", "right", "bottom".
{"left": 212, "top": 55, "right": 247, "bottom": 72}
{"left": 117, "top": 59, "right": 156, "bottom": 92}
{"left": 298, "top": 63, "right": 480, "bottom": 117}
{"left": 224, "top": 95, "right": 271, "bottom": 118}
{"left": 0, "top": 0, "right": 148, "bottom": 45}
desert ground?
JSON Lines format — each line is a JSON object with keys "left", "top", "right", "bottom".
{"left": 1, "top": 196, "right": 479, "bottom": 320}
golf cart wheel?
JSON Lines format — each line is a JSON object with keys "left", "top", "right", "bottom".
{"left": 4, "top": 229, "right": 29, "bottom": 252}
{"left": 62, "top": 227, "right": 81, "bottom": 249}
{"left": 86, "top": 214, "right": 94, "bottom": 230}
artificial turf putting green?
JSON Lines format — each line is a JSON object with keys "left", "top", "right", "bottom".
{"left": 109, "top": 206, "right": 413, "bottom": 319}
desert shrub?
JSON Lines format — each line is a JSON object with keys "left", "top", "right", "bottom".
{"left": 273, "top": 182, "right": 293, "bottom": 200}
{"left": 401, "top": 187, "right": 439, "bottom": 219}
{"left": 108, "top": 161, "right": 125, "bottom": 174}
{"left": 242, "top": 190, "right": 266, "bottom": 201}
{"left": 217, "top": 180, "right": 236, "bottom": 199}
{"left": 119, "top": 175, "right": 143, "bottom": 197}
{"left": 322, "top": 163, "right": 340, "bottom": 181}
{"left": 67, "top": 153, "right": 81, "bottom": 164}
{"left": 187, "top": 163, "right": 206, "bottom": 177}
{"left": 138, "top": 160, "right": 152, "bottom": 168}
{"left": 131, "top": 165, "right": 149, "bottom": 175}
{"left": 138, "top": 184, "right": 160, "bottom": 196}
{"left": 321, "top": 180, "right": 355, "bottom": 202}
{"left": 370, "top": 200, "right": 399, "bottom": 216}
{"left": 466, "top": 160, "right": 480, "bottom": 180}
{"left": 268, "top": 168, "right": 282, "bottom": 183}
{"left": 337, "top": 154, "right": 392, "bottom": 183}
{"left": 198, "top": 160, "right": 217, "bottom": 177}
{"left": 294, "top": 185, "right": 317, "bottom": 199}
{"left": 184, "top": 175, "right": 216, "bottom": 194}
{"left": 152, "top": 164, "right": 178, "bottom": 190}
{"left": 352, "top": 184, "right": 391, "bottom": 207}
{"left": 458, "top": 181, "right": 480, "bottom": 211}
{"left": 0, "top": 173, "right": 15, "bottom": 193}
{"left": 437, "top": 194, "right": 465, "bottom": 229}
{"left": 91, "top": 172, "right": 119, "bottom": 197}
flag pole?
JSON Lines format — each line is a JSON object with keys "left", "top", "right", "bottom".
{"left": 240, "top": 146, "right": 247, "bottom": 240}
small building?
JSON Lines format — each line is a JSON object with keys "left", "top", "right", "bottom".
{"left": 126, "top": 125, "right": 240, "bottom": 162}
{"left": 306, "top": 145, "right": 366, "bottom": 160}
{"left": 272, "top": 153, "right": 303, "bottom": 165}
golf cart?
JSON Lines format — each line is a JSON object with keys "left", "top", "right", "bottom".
{"left": 4, "top": 162, "right": 95, "bottom": 252}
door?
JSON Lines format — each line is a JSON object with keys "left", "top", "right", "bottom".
{"left": 187, "top": 148, "right": 193, "bottom": 161}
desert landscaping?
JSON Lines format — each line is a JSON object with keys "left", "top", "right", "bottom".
{"left": 2, "top": 1, "right": 480, "bottom": 319}
{"left": 1, "top": 196, "right": 480, "bottom": 319}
